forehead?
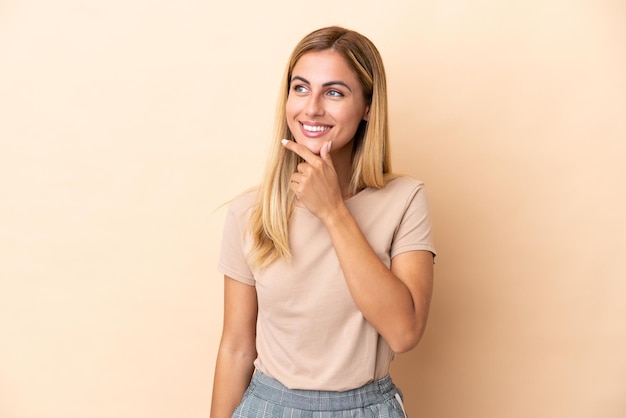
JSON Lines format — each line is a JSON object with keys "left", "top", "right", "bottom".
{"left": 292, "top": 50, "right": 360, "bottom": 84}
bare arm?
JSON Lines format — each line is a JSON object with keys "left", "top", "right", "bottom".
{"left": 283, "top": 139, "right": 434, "bottom": 353}
{"left": 210, "top": 277, "right": 258, "bottom": 418}
{"left": 323, "top": 206, "right": 433, "bottom": 353}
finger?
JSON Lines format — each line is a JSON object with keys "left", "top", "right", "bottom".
{"left": 291, "top": 172, "right": 304, "bottom": 184}
{"left": 289, "top": 174, "right": 303, "bottom": 195}
{"left": 319, "top": 141, "right": 333, "bottom": 163}
{"left": 281, "top": 138, "right": 318, "bottom": 163}
{"left": 297, "top": 162, "right": 311, "bottom": 174}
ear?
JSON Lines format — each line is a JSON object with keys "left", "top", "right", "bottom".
{"left": 363, "top": 104, "right": 370, "bottom": 121}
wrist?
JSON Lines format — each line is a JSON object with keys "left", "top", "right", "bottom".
{"left": 320, "top": 201, "right": 351, "bottom": 229}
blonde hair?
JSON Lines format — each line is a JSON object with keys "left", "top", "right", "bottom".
{"left": 249, "top": 26, "right": 393, "bottom": 268}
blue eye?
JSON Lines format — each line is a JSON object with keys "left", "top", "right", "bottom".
{"left": 327, "top": 89, "right": 344, "bottom": 97}
{"left": 293, "top": 85, "right": 308, "bottom": 93}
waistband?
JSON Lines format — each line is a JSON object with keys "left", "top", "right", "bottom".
{"left": 248, "top": 370, "right": 400, "bottom": 411}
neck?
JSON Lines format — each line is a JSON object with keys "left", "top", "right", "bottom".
{"left": 331, "top": 144, "right": 355, "bottom": 199}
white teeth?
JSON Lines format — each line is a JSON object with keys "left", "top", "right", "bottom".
{"left": 302, "top": 124, "right": 331, "bottom": 132}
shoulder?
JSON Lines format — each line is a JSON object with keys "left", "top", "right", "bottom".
{"left": 226, "top": 186, "right": 260, "bottom": 216}
{"left": 351, "top": 175, "right": 428, "bottom": 213}
{"left": 379, "top": 175, "right": 426, "bottom": 200}
{"left": 384, "top": 175, "right": 424, "bottom": 191}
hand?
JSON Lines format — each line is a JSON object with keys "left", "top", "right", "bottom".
{"left": 281, "top": 139, "right": 344, "bottom": 220}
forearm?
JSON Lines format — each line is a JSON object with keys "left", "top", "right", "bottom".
{"left": 322, "top": 203, "right": 431, "bottom": 353}
{"left": 210, "top": 345, "right": 256, "bottom": 418}
{"left": 279, "top": 139, "right": 433, "bottom": 352}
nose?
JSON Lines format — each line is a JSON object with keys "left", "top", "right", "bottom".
{"left": 305, "top": 94, "right": 324, "bottom": 116}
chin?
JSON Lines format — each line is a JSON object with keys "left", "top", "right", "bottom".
{"left": 296, "top": 139, "right": 324, "bottom": 155}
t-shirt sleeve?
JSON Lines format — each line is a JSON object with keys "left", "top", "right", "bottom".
{"left": 390, "top": 183, "right": 436, "bottom": 259}
{"left": 217, "top": 205, "right": 255, "bottom": 286}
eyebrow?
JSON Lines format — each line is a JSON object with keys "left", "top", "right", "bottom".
{"left": 290, "top": 76, "right": 353, "bottom": 93}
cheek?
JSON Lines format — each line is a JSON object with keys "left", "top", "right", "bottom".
{"left": 285, "top": 108, "right": 295, "bottom": 122}
{"left": 284, "top": 102, "right": 300, "bottom": 136}
{"left": 285, "top": 96, "right": 299, "bottom": 118}
{"left": 339, "top": 110, "right": 366, "bottom": 130}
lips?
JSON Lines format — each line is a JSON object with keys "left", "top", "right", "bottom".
{"left": 302, "top": 124, "right": 331, "bottom": 132}
{"left": 300, "top": 122, "right": 333, "bottom": 135}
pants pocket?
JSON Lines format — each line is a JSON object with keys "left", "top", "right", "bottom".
{"left": 394, "top": 392, "right": 407, "bottom": 418}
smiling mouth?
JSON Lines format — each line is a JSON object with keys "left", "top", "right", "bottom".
{"left": 301, "top": 123, "right": 332, "bottom": 133}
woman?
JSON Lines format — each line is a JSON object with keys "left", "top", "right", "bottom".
{"left": 211, "top": 26, "right": 436, "bottom": 418}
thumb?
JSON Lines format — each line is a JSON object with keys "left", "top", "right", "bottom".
{"left": 320, "top": 141, "right": 333, "bottom": 163}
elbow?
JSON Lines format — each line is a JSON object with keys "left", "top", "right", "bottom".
{"left": 388, "top": 334, "right": 419, "bottom": 354}
{"left": 387, "top": 324, "right": 426, "bottom": 354}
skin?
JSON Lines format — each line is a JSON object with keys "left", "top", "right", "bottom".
{"left": 285, "top": 49, "right": 370, "bottom": 197}
{"left": 210, "top": 49, "right": 434, "bottom": 418}
{"left": 210, "top": 278, "right": 257, "bottom": 418}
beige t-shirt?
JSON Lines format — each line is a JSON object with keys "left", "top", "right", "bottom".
{"left": 218, "top": 176, "right": 436, "bottom": 391}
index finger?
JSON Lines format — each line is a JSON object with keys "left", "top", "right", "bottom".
{"left": 281, "top": 138, "right": 318, "bottom": 163}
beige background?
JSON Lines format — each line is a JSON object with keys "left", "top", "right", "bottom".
{"left": 1, "top": 0, "right": 625, "bottom": 417}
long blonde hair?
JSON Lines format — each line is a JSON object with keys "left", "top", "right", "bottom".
{"left": 249, "top": 26, "right": 393, "bottom": 269}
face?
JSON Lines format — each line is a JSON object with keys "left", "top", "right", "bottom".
{"left": 286, "top": 50, "right": 370, "bottom": 156}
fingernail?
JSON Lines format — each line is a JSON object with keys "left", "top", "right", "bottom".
{"left": 327, "top": 141, "right": 332, "bottom": 152}
{"left": 281, "top": 139, "right": 288, "bottom": 145}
